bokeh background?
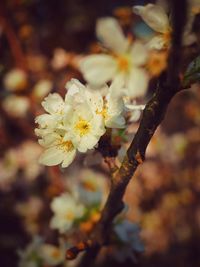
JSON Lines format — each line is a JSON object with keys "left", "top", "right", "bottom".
{"left": 0, "top": 0, "right": 200, "bottom": 266}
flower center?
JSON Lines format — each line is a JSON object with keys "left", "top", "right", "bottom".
{"left": 75, "top": 118, "right": 91, "bottom": 136}
{"left": 65, "top": 211, "right": 75, "bottom": 220}
{"left": 51, "top": 248, "right": 61, "bottom": 259}
{"left": 96, "top": 107, "right": 108, "bottom": 120}
{"left": 82, "top": 180, "right": 97, "bottom": 192}
{"left": 58, "top": 139, "right": 74, "bottom": 152}
{"left": 117, "top": 55, "right": 130, "bottom": 72}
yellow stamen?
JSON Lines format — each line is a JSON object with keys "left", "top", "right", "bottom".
{"left": 82, "top": 180, "right": 97, "bottom": 192}
{"left": 75, "top": 118, "right": 91, "bottom": 136}
{"left": 117, "top": 55, "right": 130, "bottom": 72}
{"left": 58, "top": 139, "right": 74, "bottom": 152}
{"left": 65, "top": 211, "right": 75, "bottom": 220}
{"left": 96, "top": 107, "right": 108, "bottom": 120}
{"left": 51, "top": 249, "right": 61, "bottom": 259}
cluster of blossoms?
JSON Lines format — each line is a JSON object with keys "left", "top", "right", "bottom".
{"left": 35, "top": 78, "right": 133, "bottom": 168}
{"left": 50, "top": 169, "right": 107, "bottom": 233}
{"left": 35, "top": 1, "right": 200, "bottom": 168}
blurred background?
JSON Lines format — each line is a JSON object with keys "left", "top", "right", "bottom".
{"left": 0, "top": 0, "right": 200, "bottom": 266}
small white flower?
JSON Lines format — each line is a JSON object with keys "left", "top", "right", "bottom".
{"left": 133, "top": 4, "right": 171, "bottom": 50}
{"left": 2, "top": 95, "right": 30, "bottom": 117}
{"left": 18, "top": 236, "right": 43, "bottom": 267}
{"left": 133, "top": 2, "right": 198, "bottom": 49}
{"left": 80, "top": 17, "right": 149, "bottom": 98}
{"left": 32, "top": 79, "right": 53, "bottom": 100}
{"left": 4, "top": 68, "right": 28, "bottom": 92}
{"left": 50, "top": 193, "right": 85, "bottom": 233}
{"left": 39, "top": 244, "right": 65, "bottom": 266}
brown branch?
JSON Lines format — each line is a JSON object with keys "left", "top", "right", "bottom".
{"left": 0, "top": 2, "right": 27, "bottom": 70}
{"left": 66, "top": 0, "right": 188, "bottom": 266}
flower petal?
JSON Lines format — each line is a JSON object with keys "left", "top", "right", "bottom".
{"left": 39, "top": 147, "right": 65, "bottom": 166}
{"left": 77, "top": 135, "right": 99, "bottom": 153}
{"left": 130, "top": 41, "right": 148, "bottom": 66}
{"left": 146, "top": 35, "right": 167, "bottom": 50}
{"left": 80, "top": 54, "right": 117, "bottom": 87}
{"left": 96, "top": 17, "right": 129, "bottom": 53}
{"left": 133, "top": 4, "right": 169, "bottom": 33}
{"left": 126, "top": 68, "right": 149, "bottom": 98}
{"left": 61, "top": 149, "right": 76, "bottom": 168}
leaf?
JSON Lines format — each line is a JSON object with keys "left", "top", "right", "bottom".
{"left": 183, "top": 55, "right": 200, "bottom": 87}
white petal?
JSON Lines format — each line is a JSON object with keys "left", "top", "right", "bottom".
{"left": 130, "top": 110, "right": 142, "bottom": 122}
{"left": 61, "top": 149, "right": 76, "bottom": 168}
{"left": 42, "top": 93, "right": 64, "bottom": 114}
{"left": 146, "top": 35, "right": 167, "bottom": 50}
{"left": 133, "top": 4, "right": 169, "bottom": 33}
{"left": 77, "top": 135, "right": 100, "bottom": 152}
{"left": 80, "top": 54, "right": 117, "bottom": 87}
{"left": 39, "top": 147, "right": 65, "bottom": 166}
{"left": 130, "top": 41, "right": 148, "bottom": 66}
{"left": 126, "top": 68, "right": 149, "bottom": 98}
{"left": 96, "top": 17, "right": 129, "bottom": 53}
{"left": 106, "top": 115, "right": 125, "bottom": 128}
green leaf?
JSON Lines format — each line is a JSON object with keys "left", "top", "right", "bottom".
{"left": 183, "top": 55, "right": 200, "bottom": 87}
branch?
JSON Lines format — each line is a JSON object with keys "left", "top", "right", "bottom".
{"left": 66, "top": 0, "right": 188, "bottom": 265}
{"left": 0, "top": 2, "right": 27, "bottom": 70}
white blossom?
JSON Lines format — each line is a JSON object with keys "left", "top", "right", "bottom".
{"left": 80, "top": 17, "right": 149, "bottom": 98}
{"left": 4, "top": 68, "right": 27, "bottom": 92}
{"left": 2, "top": 95, "right": 30, "bottom": 117}
{"left": 133, "top": 2, "right": 198, "bottom": 49}
{"left": 39, "top": 244, "right": 65, "bottom": 266}
{"left": 50, "top": 193, "right": 85, "bottom": 233}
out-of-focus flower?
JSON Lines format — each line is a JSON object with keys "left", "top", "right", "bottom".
{"left": 19, "top": 237, "right": 66, "bottom": 267}
{"left": 146, "top": 50, "right": 167, "bottom": 76}
{"left": 51, "top": 48, "right": 71, "bottom": 70}
{"left": 0, "top": 150, "right": 18, "bottom": 190}
{"left": 50, "top": 193, "right": 85, "bottom": 233}
{"left": 18, "top": 236, "right": 43, "bottom": 267}
{"left": 16, "top": 197, "right": 43, "bottom": 235}
{"left": 133, "top": 4, "right": 171, "bottom": 50}
{"left": 133, "top": 3, "right": 197, "bottom": 49}
{"left": 111, "top": 220, "right": 144, "bottom": 262}
{"left": 39, "top": 244, "right": 65, "bottom": 266}
{"left": 16, "top": 141, "right": 43, "bottom": 180}
{"left": 32, "top": 79, "right": 53, "bottom": 100}
{"left": 80, "top": 17, "right": 149, "bottom": 98}
{"left": 3, "top": 68, "right": 28, "bottom": 92}
{"left": 2, "top": 95, "right": 30, "bottom": 117}
{"left": 73, "top": 169, "right": 108, "bottom": 206}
